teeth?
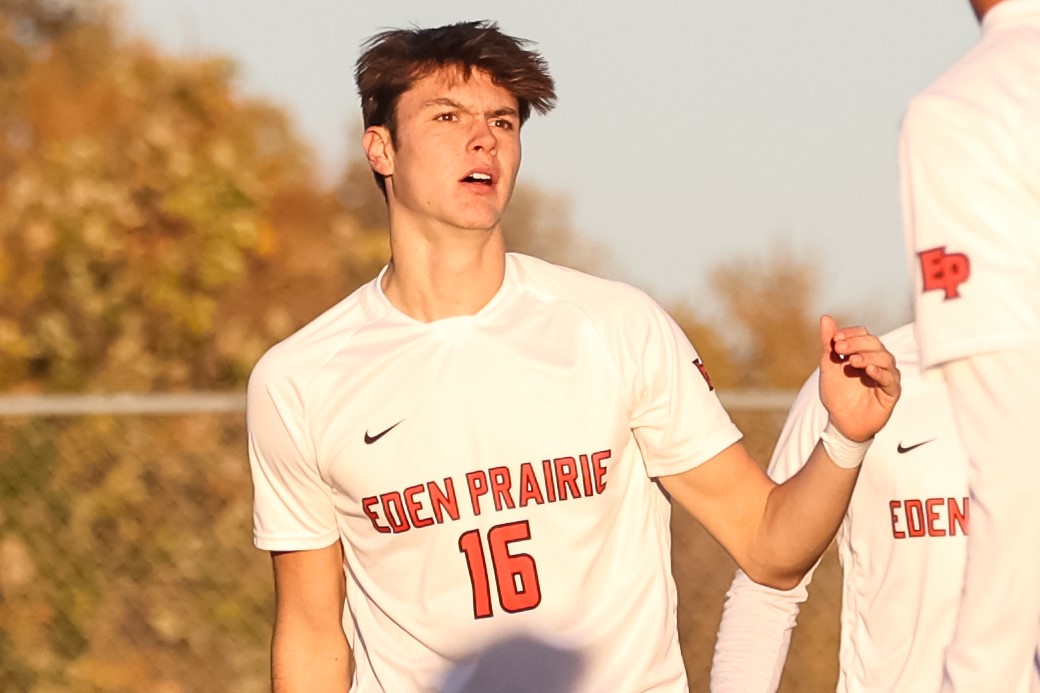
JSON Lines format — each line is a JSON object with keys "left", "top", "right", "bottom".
{"left": 469, "top": 173, "right": 491, "bottom": 181}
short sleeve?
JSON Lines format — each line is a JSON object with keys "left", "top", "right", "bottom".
{"left": 247, "top": 352, "right": 339, "bottom": 551}
{"left": 626, "top": 298, "right": 742, "bottom": 477}
{"left": 901, "top": 94, "right": 1040, "bottom": 368}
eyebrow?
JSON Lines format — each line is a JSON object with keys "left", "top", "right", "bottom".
{"left": 487, "top": 107, "right": 519, "bottom": 119}
{"left": 422, "top": 98, "right": 519, "bottom": 119}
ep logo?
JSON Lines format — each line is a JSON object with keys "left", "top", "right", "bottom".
{"left": 918, "top": 246, "right": 971, "bottom": 300}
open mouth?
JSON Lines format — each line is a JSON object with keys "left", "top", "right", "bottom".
{"left": 461, "top": 172, "right": 494, "bottom": 186}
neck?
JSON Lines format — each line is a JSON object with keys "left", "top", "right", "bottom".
{"left": 382, "top": 218, "right": 507, "bottom": 322}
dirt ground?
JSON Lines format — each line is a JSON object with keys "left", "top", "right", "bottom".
{"left": 672, "top": 410, "right": 843, "bottom": 692}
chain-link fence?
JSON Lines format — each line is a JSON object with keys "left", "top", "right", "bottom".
{"left": 0, "top": 395, "right": 267, "bottom": 693}
{"left": 0, "top": 392, "right": 840, "bottom": 693}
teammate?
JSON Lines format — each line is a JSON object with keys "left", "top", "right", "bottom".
{"left": 711, "top": 323, "right": 971, "bottom": 692}
{"left": 900, "top": 1, "right": 1040, "bottom": 690}
{"left": 247, "top": 21, "right": 901, "bottom": 692}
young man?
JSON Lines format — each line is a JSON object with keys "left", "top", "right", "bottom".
{"left": 711, "top": 323, "right": 972, "bottom": 692}
{"left": 248, "top": 21, "right": 901, "bottom": 692}
{"left": 900, "top": 1, "right": 1040, "bottom": 690}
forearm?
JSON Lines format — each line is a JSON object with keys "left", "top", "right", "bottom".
{"left": 738, "top": 319, "right": 892, "bottom": 585}
{"left": 272, "top": 617, "right": 352, "bottom": 693}
{"left": 748, "top": 439, "right": 859, "bottom": 588}
{"left": 270, "top": 544, "right": 352, "bottom": 693}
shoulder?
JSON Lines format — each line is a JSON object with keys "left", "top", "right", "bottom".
{"left": 248, "top": 278, "right": 385, "bottom": 402}
{"left": 508, "top": 253, "right": 666, "bottom": 324}
{"left": 907, "top": 27, "right": 1040, "bottom": 132}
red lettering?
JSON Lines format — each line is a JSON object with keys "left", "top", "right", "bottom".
{"left": 429, "top": 478, "right": 460, "bottom": 524}
{"left": 517, "top": 462, "right": 545, "bottom": 507}
{"left": 919, "top": 246, "right": 971, "bottom": 300}
{"left": 925, "top": 497, "right": 946, "bottom": 537}
{"left": 890, "top": 500, "right": 906, "bottom": 539}
{"left": 592, "top": 450, "right": 610, "bottom": 494}
{"left": 905, "top": 499, "right": 926, "bottom": 537}
{"left": 542, "top": 460, "right": 557, "bottom": 502}
{"left": 458, "top": 529, "right": 492, "bottom": 619}
{"left": 404, "top": 484, "right": 434, "bottom": 529}
{"left": 488, "top": 521, "right": 541, "bottom": 614}
{"left": 949, "top": 496, "right": 969, "bottom": 536}
{"left": 489, "top": 466, "right": 516, "bottom": 512}
{"left": 579, "top": 454, "right": 594, "bottom": 496}
{"left": 891, "top": 497, "right": 971, "bottom": 539}
{"left": 554, "top": 457, "right": 580, "bottom": 500}
{"left": 467, "top": 471, "right": 489, "bottom": 516}
{"left": 363, "top": 496, "right": 391, "bottom": 534}
{"left": 381, "top": 492, "right": 410, "bottom": 533}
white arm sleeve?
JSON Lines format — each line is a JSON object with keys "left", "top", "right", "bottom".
{"left": 939, "top": 342, "right": 1040, "bottom": 692}
{"left": 711, "top": 371, "right": 830, "bottom": 693}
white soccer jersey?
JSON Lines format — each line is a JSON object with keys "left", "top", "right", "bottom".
{"left": 901, "top": 3, "right": 1040, "bottom": 691}
{"left": 711, "top": 324, "right": 971, "bottom": 693}
{"left": 901, "top": 0, "right": 1040, "bottom": 368}
{"left": 248, "top": 253, "right": 742, "bottom": 692}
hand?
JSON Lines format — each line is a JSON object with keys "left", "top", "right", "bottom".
{"left": 817, "top": 315, "right": 901, "bottom": 442}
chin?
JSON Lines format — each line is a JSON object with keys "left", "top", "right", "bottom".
{"left": 452, "top": 211, "right": 504, "bottom": 233}
{"left": 456, "top": 220, "right": 500, "bottom": 234}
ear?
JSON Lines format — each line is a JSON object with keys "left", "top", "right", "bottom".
{"left": 362, "top": 126, "right": 394, "bottom": 177}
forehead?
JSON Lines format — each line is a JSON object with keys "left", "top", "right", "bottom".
{"left": 399, "top": 66, "right": 518, "bottom": 113}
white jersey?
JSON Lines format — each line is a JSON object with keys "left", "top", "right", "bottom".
{"left": 248, "top": 253, "right": 742, "bottom": 693}
{"left": 711, "top": 324, "right": 970, "bottom": 693}
{"left": 901, "top": 0, "right": 1040, "bottom": 368}
{"left": 900, "top": 3, "right": 1040, "bottom": 691}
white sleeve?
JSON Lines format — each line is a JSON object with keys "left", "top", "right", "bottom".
{"left": 938, "top": 343, "right": 1040, "bottom": 691}
{"left": 901, "top": 94, "right": 1040, "bottom": 369}
{"left": 627, "top": 297, "right": 742, "bottom": 478}
{"left": 711, "top": 371, "right": 829, "bottom": 693}
{"left": 248, "top": 352, "right": 340, "bottom": 552}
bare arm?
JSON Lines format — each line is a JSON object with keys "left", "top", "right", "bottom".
{"left": 663, "top": 438, "right": 855, "bottom": 589}
{"left": 664, "top": 317, "right": 899, "bottom": 589}
{"left": 271, "top": 542, "right": 351, "bottom": 692}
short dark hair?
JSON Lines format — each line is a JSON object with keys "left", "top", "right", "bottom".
{"left": 355, "top": 20, "right": 557, "bottom": 193}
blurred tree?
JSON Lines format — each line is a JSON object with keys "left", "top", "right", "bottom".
{"left": 0, "top": 0, "right": 344, "bottom": 391}
{"left": 709, "top": 239, "right": 821, "bottom": 389}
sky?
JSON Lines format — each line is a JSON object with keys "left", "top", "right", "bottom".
{"left": 123, "top": 1, "right": 979, "bottom": 332}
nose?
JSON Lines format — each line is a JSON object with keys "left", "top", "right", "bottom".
{"left": 468, "top": 120, "right": 497, "bottom": 155}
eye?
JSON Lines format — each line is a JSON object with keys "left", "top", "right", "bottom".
{"left": 435, "top": 112, "right": 458, "bottom": 122}
{"left": 491, "top": 118, "right": 515, "bottom": 130}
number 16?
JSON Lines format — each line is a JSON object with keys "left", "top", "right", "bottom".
{"left": 458, "top": 520, "right": 542, "bottom": 619}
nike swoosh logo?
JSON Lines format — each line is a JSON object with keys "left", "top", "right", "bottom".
{"left": 897, "top": 439, "right": 935, "bottom": 454}
{"left": 364, "top": 420, "right": 403, "bottom": 445}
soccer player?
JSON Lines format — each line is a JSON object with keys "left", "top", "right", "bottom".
{"left": 900, "top": 1, "right": 1040, "bottom": 690}
{"left": 710, "top": 323, "right": 971, "bottom": 692}
{"left": 247, "top": 21, "right": 901, "bottom": 692}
